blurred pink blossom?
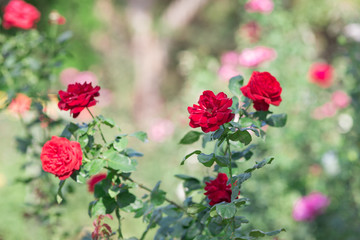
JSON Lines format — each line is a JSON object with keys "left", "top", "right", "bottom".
{"left": 148, "top": 119, "right": 175, "bottom": 142}
{"left": 240, "top": 21, "right": 261, "bottom": 43}
{"left": 218, "top": 65, "right": 242, "bottom": 82}
{"left": 293, "top": 192, "right": 330, "bottom": 221}
{"left": 97, "top": 88, "right": 113, "bottom": 107}
{"left": 220, "top": 51, "right": 239, "bottom": 66}
{"left": 238, "top": 46, "right": 276, "bottom": 68}
{"left": 60, "top": 68, "right": 98, "bottom": 86}
{"left": 312, "top": 102, "right": 337, "bottom": 120}
{"left": 331, "top": 90, "right": 351, "bottom": 109}
{"left": 308, "top": 63, "right": 334, "bottom": 88}
{"left": 245, "top": 0, "right": 274, "bottom": 14}
{"left": 8, "top": 93, "right": 31, "bottom": 116}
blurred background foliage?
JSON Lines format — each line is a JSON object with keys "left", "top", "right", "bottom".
{"left": 0, "top": 0, "right": 360, "bottom": 239}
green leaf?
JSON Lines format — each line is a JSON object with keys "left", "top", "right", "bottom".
{"left": 56, "top": 180, "right": 65, "bottom": 204}
{"left": 229, "top": 75, "right": 244, "bottom": 96}
{"left": 86, "top": 159, "right": 106, "bottom": 176}
{"left": 229, "top": 130, "right": 252, "bottom": 145}
{"left": 245, "top": 156, "right": 274, "bottom": 173}
{"left": 114, "top": 137, "right": 128, "bottom": 152}
{"left": 117, "top": 191, "right": 136, "bottom": 208}
{"left": 179, "top": 131, "right": 203, "bottom": 144}
{"left": 91, "top": 199, "right": 106, "bottom": 216}
{"left": 151, "top": 181, "right": 166, "bottom": 206}
{"left": 130, "top": 131, "right": 148, "bottom": 142}
{"left": 197, "top": 153, "right": 216, "bottom": 167}
{"left": 216, "top": 202, "right": 237, "bottom": 219}
{"left": 233, "top": 198, "right": 249, "bottom": 208}
{"left": 78, "top": 134, "right": 89, "bottom": 148}
{"left": 181, "top": 150, "right": 201, "bottom": 165}
{"left": 97, "top": 115, "right": 116, "bottom": 128}
{"left": 187, "top": 203, "right": 207, "bottom": 214}
{"left": 249, "top": 228, "right": 286, "bottom": 237}
{"left": 231, "top": 96, "right": 240, "bottom": 112}
{"left": 103, "top": 150, "right": 137, "bottom": 172}
{"left": 266, "top": 113, "right": 287, "bottom": 127}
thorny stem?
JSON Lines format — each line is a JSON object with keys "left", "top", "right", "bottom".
{"left": 87, "top": 107, "right": 107, "bottom": 144}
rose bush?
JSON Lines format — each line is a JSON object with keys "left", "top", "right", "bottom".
{"left": 241, "top": 71, "right": 282, "bottom": 111}
{"left": 58, "top": 82, "right": 101, "bottom": 118}
{"left": 2, "top": 0, "right": 40, "bottom": 30}
{"left": 40, "top": 136, "right": 83, "bottom": 180}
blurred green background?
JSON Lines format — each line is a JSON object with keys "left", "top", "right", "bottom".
{"left": 0, "top": 0, "right": 360, "bottom": 239}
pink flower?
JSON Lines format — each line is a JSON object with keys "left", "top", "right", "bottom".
{"left": 245, "top": 0, "right": 274, "bottom": 14}
{"left": 60, "top": 68, "right": 98, "bottom": 86}
{"left": 308, "top": 63, "right": 334, "bottom": 88}
{"left": 148, "top": 119, "right": 175, "bottom": 142}
{"left": 238, "top": 46, "right": 276, "bottom": 68}
{"left": 293, "top": 192, "right": 330, "bottom": 221}
{"left": 240, "top": 21, "right": 261, "bottom": 43}
{"left": 221, "top": 51, "right": 239, "bottom": 66}
{"left": 218, "top": 65, "right": 242, "bottom": 81}
{"left": 8, "top": 93, "right": 32, "bottom": 115}
{"left": 331, "top": 90, "right": 351, "bottom": 109}
{"left": 312, "top": 102, "right": 337, "bottom": 120}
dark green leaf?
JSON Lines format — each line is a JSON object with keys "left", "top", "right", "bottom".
{"left": 229, "top": 130, "right": 252, "bottom": 145}
{"left": 197, "top": 153, "right": 216, "bottom": 167}
{"left": 266, "top": 113, "right": 287, "bottom": 127}
{"left": 151, "top": 181, "right": 166, "bottom": 206}
{"left": 249, "top": 228, "right": 286, "bottom": 237}
{"left": 179, "top": 131, "right": 203, "bottom": 144}
{"left": 97, "top": 115, "right": 116, "bottom": 128}
{"left": 187, "top": 203, "right": 207, "bottom": 214}
{"left": 117, "top": 191, "right": 136, "bottom": 208}
{"left": 181, "top": 150, "right": 201, "bottom": 165}
{"left": 245, "top": 156, "right": 274, "bottom": 173}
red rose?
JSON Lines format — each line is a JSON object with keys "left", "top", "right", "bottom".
{"left": 188, "top": 90, "right": 234, "bottom": 133}
{"left": 40, "top": 136, "right": 83, "bottom": 180}
{"left": 58, "top": 82, "right": 100, "bottom": 118}
{"left": 204, "top": 173, "right": 232, "bottom": 206}
{"left": 308, "top": 63, "right": 334, "bottom": 88}
{"left": 240, "top": 71, "right": 282, "bottom": 111}
{"left": 87, "top": 173, "right": 107, "bottom": 193}
{"left": 2, "top": 0, "right": 40, "bottom": 30}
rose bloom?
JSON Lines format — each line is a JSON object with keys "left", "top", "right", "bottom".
{"left": 8, "top": 93, "right": 32, "bottom": 115}
{"left": 204, "top": 173, "right": 233, "bottom": 206}
{"left": 58, "top": 82, "right": 101, "bottom": 118}
{"left": 293, "top": 192, "right": 330, "bottom": 221}
{"left": 238, "top": 46, "right": 276, "bottom": 68}
{"left": 240, "top": 21, "right": 261, "bottom": 43}
{"left": 87, "top": 173, "right": 107, "bottom": 193}
{"left": 40, "top": 136, "right": 83, "bottom": 180}
{"left": 241, "top": 71, "right": 282, "bottom": 111}
{"left": 188, "top": 90, "right": 234, "bottom": 133}
{"left": 2, "top": 0, "right": 40, "bottom": 30}
{"left": 48, "top": 10, "right": 66, "bottom": 25}
{"left": 331, "top": 90, "right": 351, "bottom": 109}
{"left": 308, "top": 63, "right": 334, "bottom": 88}
{"left": 245, "top": 0, "right": 274, "bottom": 14}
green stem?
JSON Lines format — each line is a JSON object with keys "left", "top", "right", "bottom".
{"left": 123, "top": 175, "right": 189, "bottom": 214}
{"left": 140, "top": 227, "right": 149, "bottom": 240}
{"left": 226, "top": 137, "right": 236, "bottom": 234}
{"left": 86, "top": 107, "right": 107, "bottom": 144}
{"left": 115, "top": 207, "right": 124, "bottom": 240}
